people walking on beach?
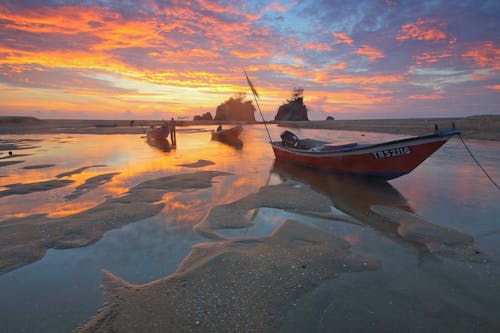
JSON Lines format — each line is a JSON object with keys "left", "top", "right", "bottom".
{"left": 170, "top": 117, "right": 176, "bottom": 146}
{"left": 217, "top": 124, "right": 222, "bottom": 131}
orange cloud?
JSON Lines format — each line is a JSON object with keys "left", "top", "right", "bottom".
{"left": 305, "top": 43, "right": 332, "bottom": 51}
{"left": 313, "top": 62, "right": 347, "bottom": 82}
{"left": 0, "top": 1, "right": 279, "bottom": 95}
{"left": 333, "top": 32, "right": 353, "bottom": 45}
{"left": 408, "top": 94, "right": 443, "bottom": 100}
{"left": 485, "top": 84, "right": 500, "bottom": 91}
{"left": 196, "top": 0, "right": 259, "bottom": 21}
{"left": 230, "top": 49, "right": 270, "bottom": 59}
{"left": 462, "top": 41, "right": 500, "bottom": 70}
{"left": 414, "top": 50, "right": 453, "bottom": 65}
{"left": 356, "top": 45, "right": 384, "bottom": 61}
{"left": 261, "top": 1, "right": 298, "bottom": 14}
{"left": 326, "top": 73, "right": 405, "bottom": 87}
{"left": 397, "top": 18, "right": 453, "bottom": 43}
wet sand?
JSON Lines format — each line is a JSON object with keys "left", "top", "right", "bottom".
{"left": 76, "top": 220, "right": 380, "bottom": 332}
{"left": 76, "top": 178, "right": 488, "bottom": 332}
{"left": 0, "top": 171, "right": 229, "bottom": 275}
{"left": 1, "top": 116, "right": 497, "bottom": 331}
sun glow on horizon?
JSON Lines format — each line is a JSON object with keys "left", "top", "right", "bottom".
{"left": 0, "top": 1, "right": 498, "bottom": 120}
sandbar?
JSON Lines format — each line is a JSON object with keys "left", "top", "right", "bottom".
{"left": 76, "top": 220, "right": 380, "bottom": 332}
{"left": 64, "top": 172, "right": 120, "bottom": 201}
{"left": 22, "top": 164, "right": 56, "bottom": 169}
{"left": 0, "top": 171, "right": 229, "bottom": 275}
{"left": 0, "top": 179, "right": 75, "bottom": 198}
{"left": 75, "top": 174, "right": 489, "bottom": 331}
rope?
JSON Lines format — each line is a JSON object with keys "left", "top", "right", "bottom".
{"left": 458, "top": 134, "right": 499, "bottom": 190}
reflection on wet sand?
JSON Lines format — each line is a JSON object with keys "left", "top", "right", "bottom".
{"left": 146, "top": 137, "right": 173, "bottom": 152}
{"left": 64, "top": 172, "right": 121, "bottom": 201}
{"left": 0, "top": 160, "right": 24, "bottom": 168}
{"left": 56, "top": 165, "right": 107, "bottom": 178}
{"left": 77, "top": 220, "right": 380, "bottom": 332}
{"left": 0, "top": 171, "right": 229, "bottom": 275}
{"left": 0, "top": 178, "right": 75, "bottom": 198}
{"left": 271, "top": 160, "right": 412, "bottom": 233}
{"left": 0, "top": 138, "right": 41, "bottom": 151}
{"left": 271, "top": 161, "right": 489, "bottom": 262}
{"left": 212, "top": 137, "right": 243, "bottom": 149}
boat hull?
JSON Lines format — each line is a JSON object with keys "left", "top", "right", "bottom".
{"left": 146, "top": 125, "right": 170, "bottom": 140}
{"left": 271, "top": 129, "right": 459, "bottom": 180}
{"left": 211, "top": 126, "right": 243, "bottom": 146}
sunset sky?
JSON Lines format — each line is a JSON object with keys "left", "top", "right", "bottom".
{"left": 0, "top": 0, "right": 498, "bottom": 120}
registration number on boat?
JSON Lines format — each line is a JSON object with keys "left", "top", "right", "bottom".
{"left": 372, "top": 147, "right": 411, "bottom": 159}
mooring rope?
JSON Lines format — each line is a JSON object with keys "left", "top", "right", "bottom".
{"left": 458, "top": 134, "right": 499, "bottom": 190}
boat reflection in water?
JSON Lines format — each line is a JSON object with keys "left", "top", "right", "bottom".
{"left": 211, "top": 125, "right": 244, "bottom": 148}
{"left": 146, "top": 137, "right": 172, "bottom": 152}
{"left": 270, "top": 160, "right": 413, "bottom": 235}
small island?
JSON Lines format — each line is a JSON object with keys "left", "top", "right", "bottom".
{"left": 274, "top": 87, "right": 309, "bottom": 121}
{"left": 213, "top": 93, "right": 256, "bottom": 122}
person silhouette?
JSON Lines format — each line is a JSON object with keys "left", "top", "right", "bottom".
{"left": 170, "top": 117, "right": 176, "bottom": 146}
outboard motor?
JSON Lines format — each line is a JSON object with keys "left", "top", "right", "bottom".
{"left": 280, "top": 130, "right": 300, "bottom": 148}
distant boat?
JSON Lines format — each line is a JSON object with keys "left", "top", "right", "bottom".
{"left": 146, "top": 125, "right": 170, "bottom": 140}
{"left": 211, "top": 125, "right": 243, "bottom": 147}
{"left": 272, "top": 128, "right": 460, "bottom": 180}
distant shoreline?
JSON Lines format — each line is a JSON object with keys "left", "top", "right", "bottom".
{"left": 273, "top": 115, "right": 500, "bottom": 141}
{"left": 0, "top": 115, "right": 498, "bottom": 141}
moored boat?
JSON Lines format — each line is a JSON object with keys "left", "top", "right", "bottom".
{"left": 271, "top": 128, "right": 460, "bottom": 180}
{"left": 146, "top": 125, "right": 170, "bottom": 140}
{"left": 211, "top": 125, "right": 243, "bottom": 146}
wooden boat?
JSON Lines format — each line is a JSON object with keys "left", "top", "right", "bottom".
{"left": 211, "top": 125, "right": 243, "bottom": 146}
{"left": 271, "top": 128, "right": 460, "bottom": 180}
{"left": 146, "top": 125, "right": 170, "bottom": 140}
{"left": 146, "top": 137, "right": 171, "bottom": 152}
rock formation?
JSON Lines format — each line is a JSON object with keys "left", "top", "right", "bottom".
{"left": 214, "top": 96, "right": 256, "bottom": 122}
{"left": 274, "top": 87, "right": 309, "bottom": 121}
{"left": 274, "top": 97, "right": 308, "bottom": 121}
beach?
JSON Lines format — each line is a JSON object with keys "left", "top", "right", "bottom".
{"left": 1, "top": 117, "right": 499, "bottom": 332}
{"left": 1, "top": 115, "right": 499, "bottom": 141}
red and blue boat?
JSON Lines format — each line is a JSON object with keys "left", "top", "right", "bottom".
{"left": 271, "top": 128, "right": 460, "bottom": 180}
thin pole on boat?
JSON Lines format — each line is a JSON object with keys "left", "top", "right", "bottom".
{"left": 245, "top": 71, "right": 272, "bottom": 143}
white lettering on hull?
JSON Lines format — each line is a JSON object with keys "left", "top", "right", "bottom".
{"left": 372, "top": 146, "right": 411, "bottom": 159}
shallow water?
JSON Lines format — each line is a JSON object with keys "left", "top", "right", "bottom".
{"left": 0, "top": 125, "right": 499, "bottom": 332}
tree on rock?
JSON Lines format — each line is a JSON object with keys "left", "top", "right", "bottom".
{"left": 274, "top": 87, "right": 309, "bottom": 121}
{"left": 214, "top": 93, "right": 256, "bottom": 122}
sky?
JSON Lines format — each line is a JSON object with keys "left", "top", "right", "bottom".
{"left": 0, "top": 0, "right": 498, "bottom": 120}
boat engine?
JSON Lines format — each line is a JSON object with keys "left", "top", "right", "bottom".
{"left": 280, "top": 130, "right": 300, "bottom": 148}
